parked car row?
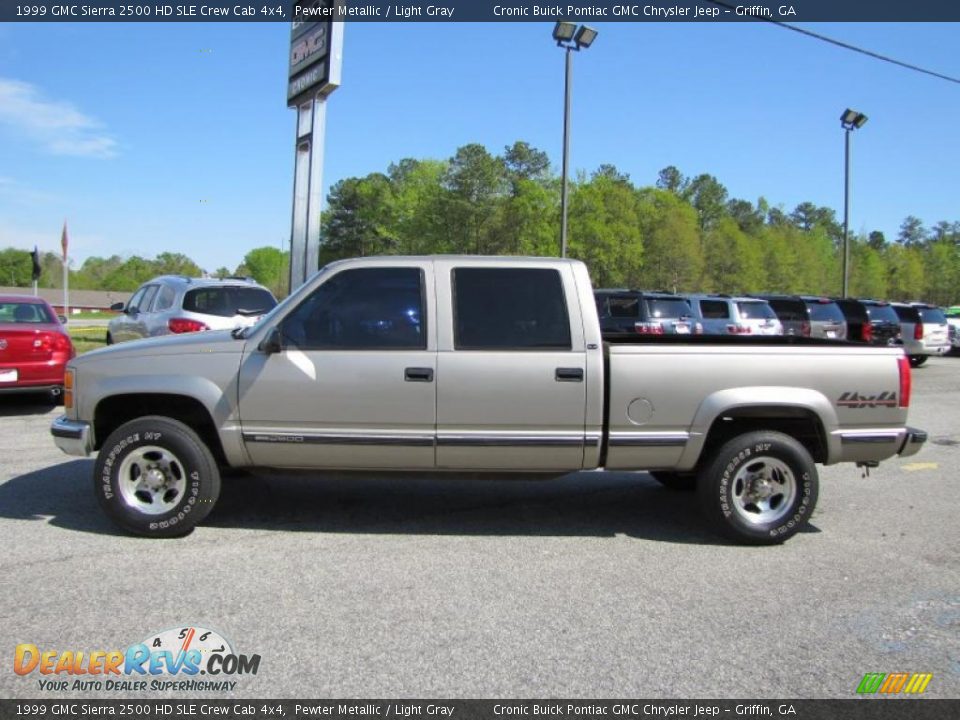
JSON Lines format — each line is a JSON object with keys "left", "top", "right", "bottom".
{"left": 595, "top": 289, "right": 952, "bottom": 367}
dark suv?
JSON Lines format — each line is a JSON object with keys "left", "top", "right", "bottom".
{"left": 832, "top": 298, "right": 902, "bottom": 346}
{"left": 594, "top": 290, "right": 698, "bottom": 335}
{"left": 754, "top": 295, "right": 847, "bottom": 340}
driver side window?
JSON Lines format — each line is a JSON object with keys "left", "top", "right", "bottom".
{"left": 281, "top": 267, "right": 426, "bottom": 351}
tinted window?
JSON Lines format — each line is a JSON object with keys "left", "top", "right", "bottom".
{"left": 184, "top": 286, "right": 277, "bottom": 318}
{"left": 140, "top": 285, "right": 159, "bottom": 313}
{"left": 646, "top": 298, "right": 691, "bottom": 319}
{"left": 699, "top": 300, "right": 730, "bottom": 319}
{"left": 893, "top": 305, "right": 919, "bottom": 322}
{"left": 0, "top": 302, "right": 55, "bottom": 324}
{"left": 767, "top": 299, "right": 806, "bottom": 323}
{"left": 866, "top": 304, "right": 899, "bottom": 324}
{"left": 603, "top": 296, "right": 640, "bottom": 319}
{"left": 806, "top": 301, "right": 845, "bottom": 323}
{"left": 737, "top": 301, "right": 777, "bottom": 320}
{"left": 453, "top": 267, "right": 571, "bottom": 350}
{"left": 282, "top": 267, "right": 425, "bottom": 350}
{"left": 155, "top": 285, "right": 177, "bottom": 311}
{"left": 918, "top": 307, "right": 946, "bottom": 324}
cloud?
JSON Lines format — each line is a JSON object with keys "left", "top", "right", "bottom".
{"left": 0, "top": 78, "right": 118, "bottom": 158}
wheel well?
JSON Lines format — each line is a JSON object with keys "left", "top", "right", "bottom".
{"left": 93, "top": 394, "right": 226, "bottom": 464}
{"left": 702, "top": 407, "right": 827, "bottom": 464}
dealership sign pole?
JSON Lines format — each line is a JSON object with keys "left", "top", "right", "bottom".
{"left": 287, "top": 1, "right": 344, "bottom": 291}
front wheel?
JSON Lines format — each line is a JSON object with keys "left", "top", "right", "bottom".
{"left": 909, "top": 355, "right": 927, "bottom": 368}
{"left": 697, "top": 431, "right": 818, "bottom": 545}
{"left": 94, "top": 416, "right": 221, "bottom": 538}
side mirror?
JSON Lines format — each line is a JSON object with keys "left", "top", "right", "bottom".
{"left": 110, "top": 302, "right": 125, "bottom": 312}
{"left": 58, "top": 314, "right": 68, "bottom": 324}
{"left": 258, "top": 327, "right": 283, "bottom": 355}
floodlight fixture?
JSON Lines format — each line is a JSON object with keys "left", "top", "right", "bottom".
{"left": 841, "top": 108, "right": 868, "bottom": 130}
{"left": 553, "top": 22, "right": 577, "bottom": 43}
{"left": 574, "top": 26, "right": 598, "bottom": 49}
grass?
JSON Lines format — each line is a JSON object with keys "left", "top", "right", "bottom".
{"left": 66, "top": 310, "right": 121, "bottom": 320}
{"left": 67, "top": 326, "right": 109, "bottom": 355}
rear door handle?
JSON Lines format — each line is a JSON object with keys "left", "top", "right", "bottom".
{"left": 405, "top": 367, "right": 434, "bottom": 382}
{"left": 555, "top": 367, "right": 584, "bottom": 382}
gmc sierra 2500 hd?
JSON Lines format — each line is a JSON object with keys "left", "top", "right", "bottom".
{"left": 51, "top": 256, "right": 926, "bottom": 543}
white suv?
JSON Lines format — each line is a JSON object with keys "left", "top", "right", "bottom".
{"left": 107, "top": 276, "right": 277, "bottom": 344}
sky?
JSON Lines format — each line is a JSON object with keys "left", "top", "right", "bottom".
{"left": 0, "top": 20, "right": 958, "bottom": 273}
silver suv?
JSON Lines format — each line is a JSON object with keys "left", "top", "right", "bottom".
{"left": 891, "top": 302, "right": 950, "bottom": 367}
{"left": 107, "top": 276, "right": 277, "bottom": 344}
{"left": 683, "top": 294, "right": 783, "bottom": 336}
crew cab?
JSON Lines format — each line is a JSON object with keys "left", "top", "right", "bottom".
{"left": 51, "top": 257, "right": 926, "bottom": 544}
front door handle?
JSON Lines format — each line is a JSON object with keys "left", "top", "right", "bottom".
{"left": 405, "top": 367, "right": 434, "bottom": 382}
{"left": 555, "top": 367, "right": 584, "bottom": 382}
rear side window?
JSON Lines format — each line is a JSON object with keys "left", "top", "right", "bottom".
{"left": 806, "top": 301, "right": 845, "bottom": 323}
{"left": 699, "top": 300, "right": 730, "bottom": 320}
{"left": 918, "top": 307, "right": 946, "bottom": 324}
{"left": 866, "top": 304, "right": 899, "bottom": 324}
{"left": 737, "top": 301, "right": 777, "bottom": 320}
{"left": 646, "top": 298, "right": 691, "bottom": 319}
{"left": 604, "top": 296, "right": 640, "bottom": 319}
{"left": 767, "top": 300, "right": 805, "bottom": 323}
{"left": 453, "top": 268, "right": 571, "bottom": 350}
{"left": 139, "top": 285, "right": 160, "bottom": 313}
{"left": 154, "top": 285, "right": 177, "bottom": 312}
{"left": 893, "top": 306, "right": 919, "bottom": 322}
{"left": 184, "top": 286, "right": 277, "bottom": 318}
{"left": 282, "top": 267, "right": 425, "bottom": 350}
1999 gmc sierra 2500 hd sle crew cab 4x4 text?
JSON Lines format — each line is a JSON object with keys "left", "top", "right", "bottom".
{"left": 50, "top": 256, "right": 926, "bottom": 544}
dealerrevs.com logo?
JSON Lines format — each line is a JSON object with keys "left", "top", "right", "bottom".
{"left": 14, "top": 626, "right": 261, "bottom": 692}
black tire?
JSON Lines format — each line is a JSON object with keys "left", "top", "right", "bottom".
{"left": 46, "top": 387, "right": 64, "bottom": 406}
{"left": 909, "top": 355, "right": 927, "bottom": 368}
{"left": 649, "top": 471, "right": 696, "bottom": 492}
{"left": 105, "top": 332, "right": 113, "bottom": 345}
{"left": 696, "top": 431, "right": 818, "bottom": 545}
{"left": 94, "top": 416, "right": 221, "bottom": 538}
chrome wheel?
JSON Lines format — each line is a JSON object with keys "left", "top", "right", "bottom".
{"left": 731, "top": 456, "right": 797, "bottom": 525}
{"left": 117, "top": 445, "right": 187, "bottom": 515}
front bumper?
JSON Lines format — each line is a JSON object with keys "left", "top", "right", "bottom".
{"left": 897, "top": 426, "right": 928, "bottom": 458}
{"left": 51, "top": 416, "right": 93, "bottom": 457}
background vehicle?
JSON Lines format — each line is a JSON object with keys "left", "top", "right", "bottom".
{"left": 53, "top": 257, "right": 925, "bottom": 545}
{"left": 833, "top": 298, "right": 902, "bottom": 346}
{"left": 891, "top": 303, "right": 950, "bottom": 367}
{"left": 683, "top": 294, "right": 783, "bottom": 336}
{"left": 754, "top": 295, "right": 848, "bottom": 340}
{"left": 106, "top": 276, "right": 277, "bottom": 344}
{"left": 0, "top": 295, "right": 75, "bottom": 402}
{"left": 945, "top": 306, "right": 960, "bottom": 353}
{"left": 595, "top": 290, "right": 698, "bottom": 335}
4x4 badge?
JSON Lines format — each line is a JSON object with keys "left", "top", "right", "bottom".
{"left": 838, "top": 391, "right": 898, "bottom": 408}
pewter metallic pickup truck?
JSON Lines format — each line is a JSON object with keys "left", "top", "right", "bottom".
{"left": 51, "top": 256, "right": 926, "bottom": 543}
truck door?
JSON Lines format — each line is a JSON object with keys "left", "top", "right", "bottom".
{"left": 434, "top": 262, "right": 589, "bottom": 471}
{"left": 237, "top": 263, "right": 437, "bottom": 469}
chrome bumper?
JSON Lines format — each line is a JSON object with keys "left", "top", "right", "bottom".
{"left": 897, "top": 426, "right": 927, "bottom": 458}
{"left": 51, "top": 415, "right": 93, "bottom": 457}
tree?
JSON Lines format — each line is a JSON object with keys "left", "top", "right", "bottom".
{"left": 897, "top": 216, "right": 927, "bottom": 248}
{"left": 242, "top": 247, "right": 288, "bottom": 296}
{"left": 727, "top": 198, "right": 765, "bottom": 235}
{"left": 683, "top": 174, "right": 728, "bottom": 231}
{"left": 0, "top": 248, "right": 33, "bottom": 286}
{"left": 441, "top": 143, "right": 508, "bottom": 254}
{"left": 635, "top": 188, "right": 703, "bottom": 292}
{"left": 656, "top": 166, "right": 687, "bottom": 194}
{"left": 867, "top": 231, "right": 886, "bottom": 251}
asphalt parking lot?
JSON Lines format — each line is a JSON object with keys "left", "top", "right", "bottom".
{"left": 1, "top": 357, "right": 958, "bottom": 700}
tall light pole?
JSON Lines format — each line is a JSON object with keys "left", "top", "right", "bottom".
{"left": 553, "top": 22, "right": 597, "bottom": 259}
{"left": 840, "top": 108, "right": 868, "bottom": 298}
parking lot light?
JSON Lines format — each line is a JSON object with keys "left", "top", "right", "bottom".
{"left": 841, "top": 108, "right": 868, "bottom": 298}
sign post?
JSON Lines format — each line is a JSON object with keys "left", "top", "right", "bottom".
{"left": 287, "top": 1, "right": 344, "bottom": 292}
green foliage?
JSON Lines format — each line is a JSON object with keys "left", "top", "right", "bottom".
{"left": 242, "top": 247, "right": 288, "bottom": 297}
{"left": 0, "top": 248, "right": 33, "bottom": 286}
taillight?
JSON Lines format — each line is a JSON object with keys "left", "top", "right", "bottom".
{"left": 32, "top": 332, "right": 73, "bottom": 354}
{"left": 914, "top": 322, "right": 923, "bottom": 341}
{"left": 634, "top": 322, "right": 664, "bottom": 335}
{"left": 898, "top": 355, "right": 911, "bottom": 408}
{"left": 168, "top": 318, "right": 209, "bottom": 334}
{"left": 861, "top": 323, "right": 873, "bottom": 343}
{"left": 727, "top": 324, "right": 752, "bottom": 335}
{"left": 694, "top": 322, "right": 704, "bottom": 335}
{"left": 801, "top": 321, "right": 811, "bottom": 337}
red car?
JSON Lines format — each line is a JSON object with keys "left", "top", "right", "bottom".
{"left": 0, "top": 295, "right": 75, "bottom": 402}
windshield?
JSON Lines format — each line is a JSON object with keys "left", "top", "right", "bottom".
{"left": 806, "top": 301, "right": 845, "bottom": 323}
{"left": 645, "top": 298, "right": 691, "bottom": 319}
{"left": 0, "top": 301, "right": 55, "bottom": 324}
{"left": 918, "top": 307, "right": 947, "bottom": 324}
{"left": 736, "top": 301, "right": 777, "bottom": 320}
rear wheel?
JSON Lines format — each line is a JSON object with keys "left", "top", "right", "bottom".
{"left": 697, "top": 431, "right": 818, "bottom": 545}
{"left": 105, "top": 332, "right": 114, "bottom": 345}
{"left": 649, "top": 471, "right": 695, "bottom": 492}
{"left": 909, "top": 355, "right": 927, "bottom": 368}
{"left": 94, "top": 416, "right": 221, "bottom": 538}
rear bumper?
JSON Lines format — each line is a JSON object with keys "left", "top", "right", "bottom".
{"left": 51, "top": 415, "right": 93, "bottom": 457}
{"left": 897, "top": 426, "right": 927, "bottom": 458}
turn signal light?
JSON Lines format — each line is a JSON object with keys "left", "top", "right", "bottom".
{"left": 64, "top": 369, "right": 74, "bottom": 410}
{"left": 168, "top": 318, "right": 209, "bottom": 334}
